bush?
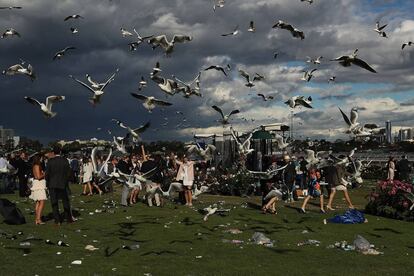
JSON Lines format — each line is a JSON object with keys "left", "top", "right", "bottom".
{"left": 365, "top": 180, "right": 414, "bottom": 221}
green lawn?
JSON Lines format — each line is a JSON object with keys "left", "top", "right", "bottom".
{"left": 1, "top": 182, "right": 414, "bottom": 276}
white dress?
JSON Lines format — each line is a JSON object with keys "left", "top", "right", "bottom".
{"left": 29, "top": 179, "right": 47, "bottom": 201}
{"left": 82, "top": 162, "right": 94, "bottom": 183}
{"left": 182, "top": 166, "right": 193, "bottom": 187}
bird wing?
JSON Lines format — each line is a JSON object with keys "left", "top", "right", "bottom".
{"left": 46, "top": 95, "right": 65, "bottom": 110}
{"left": 112, "top": 119, "right": 128, "bottom": 129}
{"left": 69, "top": 75, "right": 96, "bottom": 94}
{"left": 338, "top": 107, "right": 352, "bottom": 127}
{"left": 330, "top": 55, "right": 348, "bottom": 61}
{"left": 172, "top": 35, "right": 192, "bottom": 43}
{"left": 378, "top": 24, "right": 387, "bottom": 31}
{"left": 238, "top": 69, "right": 250, "bottom": 82}
{"left": 204, "top": 65, "right": 215, "bottom": 71}
{"left": 212, "top": 105, "right": 224, "bottom": 119}
{"left": 305, "top": 149, "right": 315, "bottom": 160}
{"left": 230, "top": 127, "right": 241, "bottom": 144}
{"left": 228, "top": 109, "right": 240, "bottom": 117}
{"left": 24, "top": 97, "right": 42, "bottom": 107}
{"left": 257, "top": 93, "right": 266, "bottom": 100}
{"left": 296, "top": 98, "right": 313, "bottom": 108}
{"left": 133, "top": 121, "right": 150, "bottom": 133}
{"left": 130, "top": 93, "right": 148, "bottom": 101}
{"left": 5, "top": 64, "right": 24, "bottom": 73}
{"left": 350, "top": 109, "right": 358, "bottom": 125}
{"left": 101, "top": 68, "right": 119, "bottom": 90}
{"left": 64, "top": 46, "right": 76, "bottom": 52}
{"left": 149, "top": 35, "right": 169, "bottom": 48}
{"left": 352, "top": 58, "right": 377, "bottom": 73}
{"left": 152, "top": 98, "right": 173, "bottom": 106}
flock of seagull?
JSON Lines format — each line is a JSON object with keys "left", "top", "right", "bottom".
{"left": 1, "top": 1, "right": 413, "bottom": 149}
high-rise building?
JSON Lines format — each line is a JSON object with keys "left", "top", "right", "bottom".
{"left": 0, "top": 126, "right": 15, "bottom": 146}
{"left": 385, "top": 121, "right": 392, "bottom": 144}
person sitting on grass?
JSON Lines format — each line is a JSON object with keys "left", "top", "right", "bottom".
{"left": 300, "top": 167, "right": 325, "bottom": 213}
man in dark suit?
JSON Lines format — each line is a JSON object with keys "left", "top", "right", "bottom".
{"left": 397, "top": 155, "right": 411, "bottom": 182}
{"left": 14, "top": 152, "right": 30, "bottom": 197}
{"left": 45, "top": 146, "right": 73, "bottom": 224}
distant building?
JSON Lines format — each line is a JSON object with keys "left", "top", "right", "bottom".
{"left": 385, "top": 121, "right": 392, "bottom": 144}
{"left": 0, "top": 126, "right": 15, "bottom": 146}
{"left": 398, "top": 128, "right": 414, "bottom": 142}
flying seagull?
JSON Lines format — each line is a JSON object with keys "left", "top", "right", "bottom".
{"left": 374, "top": 21, "right": 387, "bottom": 38}
{"left": 70, "top": 27, "right": 78, "bottom": 34}
{"left": 204, "top": 65, "right": 227, "bottom": 77}
{"left": 69, "top": 68, "right": 119, "bottom": 105}
{"left": 230, "top": 127, "right": 254, "bottom": 156}
{"left": 306, "top": 56, "right": 323, "bottom": 64}
{"left": 238, "top": 69, "right": 255, "bottom": 87}
{"left": 53, "top": 46, "right": 76, "bottom": 60}
{"left": 151, "top": 61, "right": 162, "bottom": 76}
{"left": 257, "top": 93, "right": 274, "bottom": 101}
{"left": 172, "top": 72, "right": 202, "bottom": 98}
{"left": 272, "top": 20, "right": 305, "bottom": 40}
{"left": 120, "top": 27, "right": 133, "bottom": 37}
{"left": 338, "top": 107, "right": 360, "bottom": 132}
{"left": 185, "top": 143, "right": 216, "bottom": 161}
{"left": 248, "top": 21, "right": 256, "bottom": 33}
{"left": 328, "top": 76, "right": 336, "bottom": 83}
{"left": 300, "top": 0, "right": 314, "bottom": 4}
{"left": 148, "top": 34, "right": 192, "bottom": 55}
{"left": 285, "top": 96, "right": 313, "bottom": 109}
{"left": 302, "top": 69, "right": 317, "bottom": 82}
{"left": 213, "top": 0, "right": 225, "bottom": 11}
{"left": 112, "top": 119, "right": 150, "bottom": 142}
{"left": 1, "top": 28, "right": 20, "bottom": 38}
{"left": 128, "top": 29, "right": 153, "bottom": 51}
{"left": 3, "top": 63, "right": 35, "bottom": 81}
{"left": 0, "top": 6, "right": 22, "bottom": 9}
{"left": 212, "top": 105, "right": 240, "bottom": 125}
{"left": 151, "top": 74, "right": 180, "bottom": 96}
{"left": 402, "top": 41, "right": 413, "bottom": 50}
{"left": 24, "top": 95, "right": 65, "bottom": 118}
{"left": 138, "top": 76, "right": 147, "bottom": 91}
{"left": 221, "top": 25, "right": 239, "bottom": 37}
{"left": 331, "top": 49, "right": 377, "bottom": 73}
{"left": 64, "top": 14, "right": 83, "bottom": 21}
{"left": 130, "top": 93, "right": 172, "bottom": 112}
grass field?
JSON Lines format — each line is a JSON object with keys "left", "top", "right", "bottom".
{"left": 1, "top": 181, "right": 414, "bottom": 276}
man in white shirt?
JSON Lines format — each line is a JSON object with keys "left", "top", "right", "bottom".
{"left": 0, "top": 154, "right": 14, "bottom": 194}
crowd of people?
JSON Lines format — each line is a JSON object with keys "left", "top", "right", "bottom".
{"left": 0, "top": 146, "right": 413, "bottom": 225}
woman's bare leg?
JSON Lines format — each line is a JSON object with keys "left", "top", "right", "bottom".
{"left": 343, "top": 190, "right": 354, "bottom": 209}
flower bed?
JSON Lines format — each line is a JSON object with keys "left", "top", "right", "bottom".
{"left": 365, "top": 180, "right": 414, "bottom": 221}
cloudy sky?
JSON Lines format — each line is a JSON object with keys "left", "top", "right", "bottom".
{"left": 0, "top": 0, "right": 413, "bottom": 143}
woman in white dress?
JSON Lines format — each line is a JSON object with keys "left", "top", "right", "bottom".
{"left": 29, "top": 155, "right": 47, "bottom": 225}
{"left": 176, "top": 156, "right": 195, "bottom": 207}
{"left": 80, "top": 157, "right": 94, "bottom": 196}
{"left": 387, "top": 156, "right": 395, "bottom": 182}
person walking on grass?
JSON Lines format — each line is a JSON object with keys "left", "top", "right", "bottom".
{"left": 300, "top": 167, "right": 325, "bottom": 213}
{"left": 29, "top": 154, "right": 47, "bottom": 225}
{"left": 326, "top": 164, "right": 354, "bottom": 211}
{"left": 80, "top": 157, "right": 94, "bottom": 196}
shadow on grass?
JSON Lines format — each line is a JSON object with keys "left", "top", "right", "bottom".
{"left": 373, "top": 228, "right": 403, "bottom": 234}
{"left": 141, "top": 250, "right": 178, "bottom": 256}
{"left": 169, "top": 240, "right": 193, "bottom": 244}
{"left": 266, "top": 248, "right": 300, "bottom": 254}
{"left": 247, "top": 202, "right": 262, "bottom": 210}
{"left": 104, "top": 246, "right": 120, "bottom": 257}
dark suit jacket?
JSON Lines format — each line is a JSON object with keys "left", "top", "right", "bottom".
{"left": 45, "top": 156, "right": 71, "bottom": 189}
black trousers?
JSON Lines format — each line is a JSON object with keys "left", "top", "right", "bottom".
{"left": 49, "top": 188, "right": 72, "bottom": 223}
{"left": 18, "top": 176, "right": 29, "bottom": 197}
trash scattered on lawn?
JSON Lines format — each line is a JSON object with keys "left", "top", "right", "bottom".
{"left": 45, "top": 239, "right": 54, "bottom": 245}
{"left": 301, "top": 230, "right": 309, "bottom": 234}
{"left": 85, "top": 245, "right": 99, "bottom": 251}
{"left": 327, "top": 235, "right": 384, "bottom": 255}
{"left": 325, "top": 209, "right": 368, "bottom": 224}
{"left": 195, "top": 256, "right": 203, "bottom": 259}
{"left": 251, "top": 232, "right": 274, "bottom": 247}
{"left": 222, "top": 239, "right": 244, "bottom": 244}
{"left": 71, "top": 260, "right": 82, "bottom": 265}
{"left": 224, "top": 229, "right": 243, "bottom": 234}
{"left": 19, "top": 241, "right": 31, "bottom": 247}
{"left": 297, "top": 239, "right": 320, "bottom": 247}
{"left": 56, "top": 252, "right": 62, "bottom": 255}
{"left": 57, "top": 241, "right": 69, "bottom": 247}
{"left": 56, "top": 266, "right": 62, "bottom": 269}
{"left": 122, "top": 244, "right": 140, "bottom": 250}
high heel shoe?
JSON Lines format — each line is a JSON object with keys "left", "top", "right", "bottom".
{"left": 326, "top": 206, "right": 335, "bottom": 211}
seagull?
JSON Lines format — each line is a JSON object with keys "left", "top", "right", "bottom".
{"left": 151, "top": 61, "right": 162, "bottom": 76}
{"left": 112, "top": 119, "right": 150, "bottom": 142}
{"left": 148, "top": 34, "right": 192, "bottom": 55}
{"left": 0, "top": 6, "right": 22, "bottom": 9}
{"left": 2, "top": 63, "right": 35, "bottom": 81}
{"left": 204, "top": 65, "right": 227, "bottom": 77}
{"left": 331, "top": 49, "right": 376, "bottom": 73}
{"left": 185, "top": 143, "right": 216, "bottom": 161}
{"left": 151, "top": 74, "right": 180, "bottom": 96}
{"left": 328, "top": 76, "right": 336, "bottom": 83}
{"left": 128, "top": 29, "right": 153, "bottom": 51}
{"left": 1, "top": 28, "right": 20, "bottom": 38}
{"left": 248, "top": 21, "right": 256, "bottom": 33}
{"left": 285, "top": 96, "right": 313, "bottom": 109}
{"left": 402, "top": 41, "right": 413, "bottom": 50}
{"left": 272, "top": 20, "right": 305, "bottom": 40}
{"left": 306, "top": 56, "right": 323, "bottom": 64}
{"left": 130, "top": 93, "right": 172, "bottom": 112}
{"left": 113, "top": 136, "right": 127, "bottom": 154}
{"left": 85, "top": 69, "right": 118, "bottom": 90}
{"left": 213, "top": 0, "right": 225, "bottom": 11}
{"left": 374, "top": 21, "right": 387, "bottom": 38}
{"left": 24, "top": 96, "right": 65, "bottom": 118}
{"left": 300, "top": 0, "right": 314, "bottom": 4}
{"left": 273, "top": 52, "right": 279, "bottom": 59}
{"left": 53, "top": 46, "right": 76, "bottom": 60}
{"left": 274, "top": 134, "right": 289, "bottom": 150}
{"left": 253, "top": 73, "right": 265, "bottom": 82}
{"left": 138, "top": 76, "right": 147, "bottom": 91}
{"left": 257, "top": 93, "right": 274, "bottom": 101}
{"left": 212, "top": 105, "right": 240, "bottom": 125}
{"left": 238, "top": 69, "right": 255, "bottom": 87}
{"left": 120, "top": 27, "right": 133, "bottom": 37}
{"left": 201, "top": 205, "right": 230, "bottom": 221}
{"left": 70, "top": 27, "right": 78, "bottom": 34}
{"left": 338, "top": 107, "right": 360, "bottom": 133}
{"left": 172, "top": 72, "right": 202, "bottom": 98}
{"left": 230, "top": 128, "right": 254, "bottom": 156}
{"left": 302, "top": 69, "right": 317, "bottom": 82}
{"left": 69, "top": 69, "right": 118, "bottom": 105}
{"left": 64, "top": 14, "right": 83, "bottom": 21}
{"left": 221, "top": 25, "right": 239, "bottom": 37}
